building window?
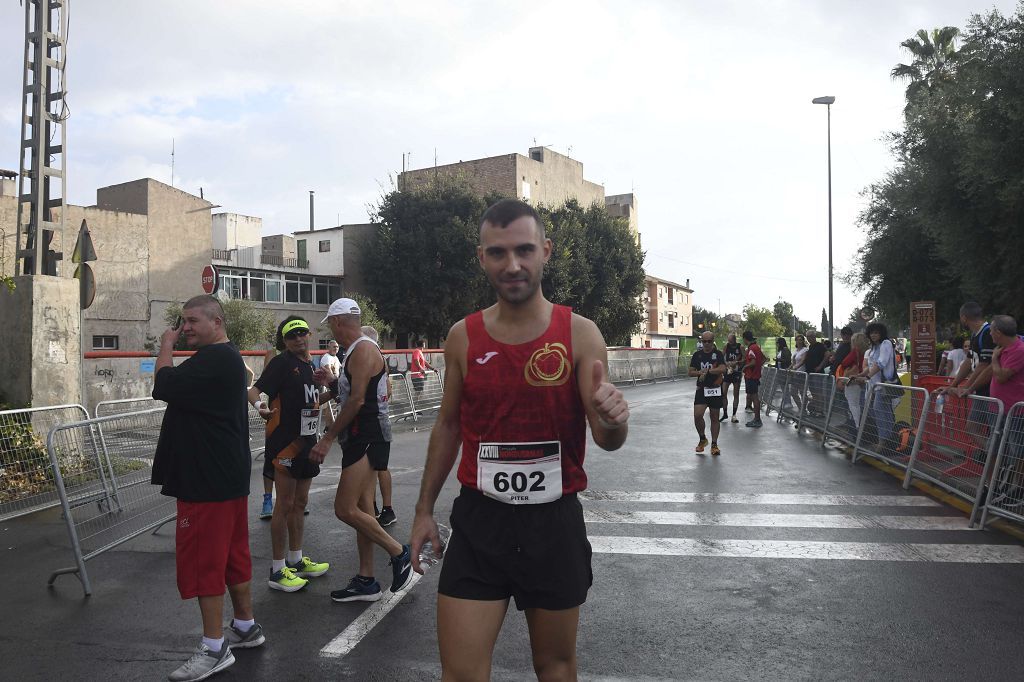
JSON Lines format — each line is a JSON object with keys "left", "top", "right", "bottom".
{"left": 264, "top": 274, "right": 282, "bottom": 303}
{"left": 667, "top": 288, "right": 674, "bottom": 304}
{"left": 668, "top": 313, "right": 675, "bottom": 329}
{"left": 319, "top": 339, "right": 330, "bottom": 350}
{"left": 92, "top": 335, "right": 118, "bottom": 350}
{"left": 315, "top": 281, "right": 330, "bottom": 305}
{"left": 668, "top": 339, "right": 679, "bottom": 349}
{"left": 319, "top": 240, "right": 331, "bottom": 253}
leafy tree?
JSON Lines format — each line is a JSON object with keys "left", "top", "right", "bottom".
{"left": 347, "top": 293, "right": 392, "bottom": 339}
{"left": 741, "top": 304, "right": 784, "bottom": 340}
{"left": 540, "top": 200, "right": 645, "bottom": 346}
{"left": 772, "top": 300, "right": 795, "bottom": 335}
{"left": 891, "top": 26, "right": 961, "bottom": 104}
{"left": 820, "top": 308, "right": 832, "bottom": 339}
{"left": 362, "top": 175, "right": 489, "bottom": 345}
{"left": 163, "top": 298, "right": 276, "bottom": 351}
{"left": 855, "top": 9, "right": 1024, "bottom": 327}
{"left": 692, "top": 306, "right": 720, "bottom": 336}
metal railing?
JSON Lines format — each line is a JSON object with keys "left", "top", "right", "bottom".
{"left": 94, "top": 397, "right": 164, "bottom": 418}
{"left": 0, "top": 403, "right": 91, "bottom": 522}
{"left": 797, "top": 373, "right": 836, "bottom": 434}
{"left": 979, "top": 402, "right": 1024, "bottom": 529}
{"left": 410, "top": 369, "right": 444, "bottom": 415}
{"left": 46, "top": 408, "right": 174, "bottom": 595}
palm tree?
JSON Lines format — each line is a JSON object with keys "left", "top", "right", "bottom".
{"left": 891, "top": 26, "right": 961, "bottom": 102}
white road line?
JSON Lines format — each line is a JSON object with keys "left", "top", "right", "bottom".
{"left": 581, "top": 491, "right": 941, "bottom": 507}
{"left": 584, "top": 510, "right": 971, "bottom": 530}
{"left": 589, "top": 535, "right": 1024, "bottom": 563}
{"left": 320, "top": 572, "right": 423, "bottom": 658}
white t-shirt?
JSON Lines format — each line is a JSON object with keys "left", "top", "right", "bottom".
{"left": 867, "top": 341, "right": 895, "bottom": 384}
{"left": 792, "top": 346, "right": 808, "bottom": 369}
{"left": 320, "top": 352, "right": 341, "bottom": 377}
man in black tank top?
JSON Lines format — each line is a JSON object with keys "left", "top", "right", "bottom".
{"left": 312, "top": 298, "right": 414, "bottom": 603}
{"left": 721, "top": 333, "right": 743, "bottom": 423}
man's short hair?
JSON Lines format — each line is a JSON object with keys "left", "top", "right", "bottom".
{"left": 992, "top": 315, "right": 1018, "bottom": 337}
{"left": 806, "top": 331, "right": 817, "bottom": 340}
{"left": 183, "top": 294, "right": 225, "bottom": 322}
{"left": 742, "top": 330, "right": 754, "bottom": 342}
{"left": 960, "top": 301, "right": 984, "bottom": 321}
{"left": 840, "top": 326, "right": 853, "bottom": 336}
{"left": 480, "top": 199, "right": 545, "bottom": 240}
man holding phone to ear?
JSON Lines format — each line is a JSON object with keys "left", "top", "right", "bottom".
{"left": 152, "top": 295, "right": 264, "bottom": 682}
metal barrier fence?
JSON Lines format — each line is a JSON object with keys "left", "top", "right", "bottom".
{"left": 608, "top": 358, "right": 636, "bottom": 385}
{"left": 850, "top": 383, "right": 929, "bottom": 475}
{"left": 905, "top": 391, "right": 1003, "bottom": 517}
{"left": 760, "top": 367, "right": 777, "bottom": 415}
{"left": 822, "top": 377, "right": 867, "bottom": 447}
{"left": 46, "top": 408, "right": 174, "bottom": 595}
{"left": 0, "top": 404, "right": 92, "bottom": 522}
{"left": 94, "top": 397, "right": 165, "bottom": 418}
{"left": 410, "top": 369, "right": 444, "bottom": 415}
{"left": 608, "top": 354, "right": 687, "bottom": 386}
{"left": 797, "top": 373, "right": 835, "bottom": 434}
{"left": 778, "top": 370, "right": 806, "bottom": 424}
{"left": 979, "top": 401, "right": 1024, "bottom": 530}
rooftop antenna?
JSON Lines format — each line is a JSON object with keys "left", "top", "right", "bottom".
{"left": 309, "top": 190, "right": 315, "bottom": 231}
{"left": 171, "top": 138, "right": 175, "bottom": 187}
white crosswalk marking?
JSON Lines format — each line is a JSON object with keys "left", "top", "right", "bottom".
{"left": 588, "top": 536, "right": 1024, "bottom": 563}
{"left": 581, "top": 491, "right": 941, "bottom": 506}
{"left": 583, "top": 490, "right": 1024, "bottom": 563}
{"left": 585, "top": 509, "right": 972, "bottom": 530}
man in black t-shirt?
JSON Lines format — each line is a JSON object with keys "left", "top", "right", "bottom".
{"left": 830, "top": 327, "right": 853, "bottom": 375}
{"left": 689, "top": 332, "right": 727, "bottom": 456}
{"left": 804, "top": 331, "right": 827, "bottom": 373}
{"left": 947, "top": 301, "right": 999, "bottom": 451}
{"left": 249, "top": 316, "right": 330, "bottom": 594}
{"left": 721, "top": 333, "right": 743, "bottom": 423}
{"left": 153, "top": 295, "right": 264, "bottom": 682}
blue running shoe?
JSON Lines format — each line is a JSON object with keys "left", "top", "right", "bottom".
{"left": 389, "top": 545, "right": 414, "bottom": 593}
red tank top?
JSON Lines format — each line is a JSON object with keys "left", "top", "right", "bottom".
{"left": 458, "top": 304, "right": 588, "bottom": 497}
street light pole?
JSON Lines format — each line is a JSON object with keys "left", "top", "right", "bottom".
{"left": 812, "top": 96, "right": 836, "bottom": 346}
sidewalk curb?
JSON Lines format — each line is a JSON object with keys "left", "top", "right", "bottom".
{"left": 857, "top": 453, "right": 1024, "bottom": 543}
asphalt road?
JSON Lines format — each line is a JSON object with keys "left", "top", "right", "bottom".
{"left": 3, "top": 380, "right": 1024, "bottom": 681}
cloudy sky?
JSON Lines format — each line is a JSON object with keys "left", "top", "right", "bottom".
{"left": 1, "top": 0, "right": 1016, "bottom": 327}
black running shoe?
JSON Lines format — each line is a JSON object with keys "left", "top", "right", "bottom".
{"left": 377, "top": 507, "right": 397, "bottom": 527}
{"left": 389, "top": 545, "right": 414, "bottom": 593}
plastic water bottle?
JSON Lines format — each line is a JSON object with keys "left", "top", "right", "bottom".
{"left": 935, "top": 393, "right": 945, "bottom": 414}
{"left": 418, "top": 523, "right": 452, "bottom": 571}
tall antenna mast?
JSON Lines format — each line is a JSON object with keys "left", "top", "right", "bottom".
{"left": 15, "top": 0, "right": 69, "bottom": 276}
{"left": 171, "top": 138, "right": 175, "bottom": 187}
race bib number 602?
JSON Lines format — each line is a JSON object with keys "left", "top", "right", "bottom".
{"left": 477, "top": 441, "right": 562, "bottom": 505}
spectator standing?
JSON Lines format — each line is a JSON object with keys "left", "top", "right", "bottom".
{"left": 830, "top": 327, "right": 854, "bottom": 375}
{"left": 989, "top": 316, "right": 1024, "bottom": 505}
{"left": 742, "top": 331, "right": 765, "bottom": 428}
{"left": 775, "top": 337, "right": 792, "bottom": 369}
{"left": 152, "top": 295, "right": 264, "bottom": 682}
{"left": 410, "top": 339, "right": 435, "bottom": 393}
{"left": 320, "top": 340, "right": 342, "bottom": 378}
{"left": 938, "top": 336, "right": 973, "bottom": 377}
{"left": 862, "top": 322, "right": 898, "bottom": 450}
{"left": 945, "top": 302, "right": 998, "bottom": 452}
{"left": 839, "top": 332, "right": 870, "bottom": 434}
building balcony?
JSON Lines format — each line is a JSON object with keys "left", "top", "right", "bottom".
{"left": 211, "top": 248, "right": 309, "bottom": 271}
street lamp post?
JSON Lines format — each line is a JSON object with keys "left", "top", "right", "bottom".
{"left": 812, "top": 95, "right": 836, "bottom": 346}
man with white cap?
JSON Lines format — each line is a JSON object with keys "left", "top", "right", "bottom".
{"left": 312, "top": 298, "right": 414, "bottom": 601}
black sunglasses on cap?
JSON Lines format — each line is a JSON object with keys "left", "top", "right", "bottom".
{"left": 285, "top": 328, "right": 310, "bottom": 340}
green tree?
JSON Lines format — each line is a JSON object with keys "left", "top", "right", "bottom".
{"left": 163, "top": 298, "right": 276, "bottom": 351}
{"left": 347, "top": 293, "right": 392, "bottom": 339}
{"left": 891, "top": 26, "right": 961, "bottom": 104}
{"left": 691, "top": 306, "right": 720, "bottom": 336}
{"left": 540, "top": 200, "right": 645, "bottom": 346}
{"left": 772, "top": 300, "right": 795, "bottom": 335}
{"left": 855, "top": 9, "right": 1024, "bottom": 326}
{"left": 741, "top": 304, "right": 784, "bottom": 340}
{"left": 362, "top": 175, "right": 488, "bottom": 345}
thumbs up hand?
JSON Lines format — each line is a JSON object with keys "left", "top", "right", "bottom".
{"left": 591, "top": 360, "right": 629, "bottom": 430}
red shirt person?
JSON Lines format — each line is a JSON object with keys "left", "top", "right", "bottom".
{"left": 409, "top": 199, "right": 629, "bottom": 681}
{"left": 742, "top": 330, "right": 766, "bottom": 427}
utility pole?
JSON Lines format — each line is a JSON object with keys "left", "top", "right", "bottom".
{"left": 16, "top": 0, "right": 69, "bottom": 276}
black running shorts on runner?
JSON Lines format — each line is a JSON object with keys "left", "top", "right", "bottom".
{"left": 439, "top": 486, "right": 593, "bottom": 611}
{"left": 341, "top": 441, "right": 391, "bottom": 470}
{"left": 722, "top": 372, "right": 741, "bottom": 385}
{"left": 693, "top": 390, "right": 724, "bottom": 410}
{"left": 745, "top": 378, "right": 760, "bottom": 395}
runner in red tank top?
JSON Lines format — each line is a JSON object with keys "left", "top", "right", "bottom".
{"left": 410, "top": 199, "right": 630, "bottom": 681}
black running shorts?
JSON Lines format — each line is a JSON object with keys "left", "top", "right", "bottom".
{"left": 722, "top": 372, "right": 742, "bottom": 385}
{"left": 745, "top": 378, "right": 761, "bottom": 395}
{"left": 341, "top": 441, "right": 391, "bottom": 470}
{"left": 438, "top": 486, "right": 593, "bottom": 611}
{"left": 693, "top": 389, "right": 724, "bottom": 410}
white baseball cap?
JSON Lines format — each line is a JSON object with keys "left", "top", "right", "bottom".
{"left": 321, "top": 297, "right": 361, "bottom": 322}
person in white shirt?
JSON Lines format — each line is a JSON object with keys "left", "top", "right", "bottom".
{"left": 320, "top": 340, "right": 342, "bottom": 378}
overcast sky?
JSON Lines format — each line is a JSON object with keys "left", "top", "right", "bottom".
{"left": 1, "top": 0, "right": 1017, "bottom": 326}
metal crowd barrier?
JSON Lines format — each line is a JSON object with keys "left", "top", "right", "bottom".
{"left": 797, "top": 373, "right": 836, "bottom": 434}
{"left": 779, "top": 370, "right": 806, "bottom": 424}
{"left": 94, "top": 397, "right": 165, "bottom": 418}
{"left": 410, "top": 369, "right": 445, "bottom": 415}
{"left": 822, "top": 377, "right": 867, "bottom": 448}
{"left": 388, "top": 373, "right": 418, "bottom": 421}
{"left": 905, "top": 391, "right": 1003, "bottom": 517}
{"left": 607, "top": 354, "right": 686, "bottom": 386}
{"left": 760, "top": 367, "right": 778, "bottom": 415}
{"left": 979, "top": 401, "right": 1024, "bottom": 530}
{"left": 849, "top": 383, "right": 930, "bottom": 475}
{"left": 607, "top": 358, "right": 636, "bottom": 385}
{"left": 46, "top": 408, "right": 174, "bottom": 596}
{"left": 0, "top": 403, "right": 91, "bottom": 522}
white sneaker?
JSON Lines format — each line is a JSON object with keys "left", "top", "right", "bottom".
{"left": 168, "top": 644, "right": 234, "bottom": 682}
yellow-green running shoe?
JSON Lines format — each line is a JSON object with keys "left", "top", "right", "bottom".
{"left": 268, "top": 566, "right": 308, "bottom": 592}
{"left": 288, "top": 556, "right": 330, "bottom": 578}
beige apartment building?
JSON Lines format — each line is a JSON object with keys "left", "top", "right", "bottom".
{"left": 632, "top": 275, "right": 694, "bottom": 348}
{"left": 399, "top": 146, "right": 639, "bottom": 239}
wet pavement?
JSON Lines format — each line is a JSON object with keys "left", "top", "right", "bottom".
{"left": 2, "top": 380, "right": 1024, "bottom": 681}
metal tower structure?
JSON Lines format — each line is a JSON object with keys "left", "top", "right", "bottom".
{"left": 15, "top": 0, "right": 69, "bottom": 276}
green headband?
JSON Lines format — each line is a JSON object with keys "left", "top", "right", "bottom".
{"left": 282, "top": 319, "right": 310, "bottom": 336}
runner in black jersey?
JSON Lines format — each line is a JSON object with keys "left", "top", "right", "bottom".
{"left": 721, "top": 333, "right": 743, "bottom": 423}
{"left": 689, "top": 331, "right": 727, "bottom": 455}
{"left": 312, "top": 298, "right": 413, "bottom": 603}
{"left": 248, "top": 316, "right": 330, "bottom": 593}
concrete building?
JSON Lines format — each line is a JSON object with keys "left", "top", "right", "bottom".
{"left": 632, "top": 275, "right": 694, "bottom": 348}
